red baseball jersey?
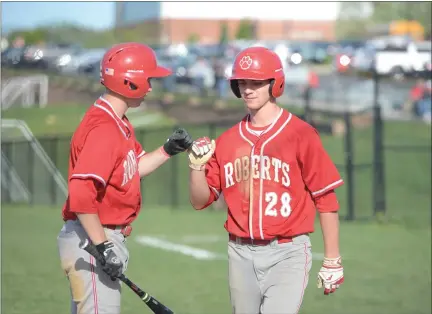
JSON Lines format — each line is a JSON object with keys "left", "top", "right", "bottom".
{"left": 202, "top": 109, "right": 343, "bottom": 239}
{"left": 62, "top": 97, "right": 145, "bottom": 225}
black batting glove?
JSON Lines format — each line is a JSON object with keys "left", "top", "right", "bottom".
{"left": 163, "top": 127, "right": 193, "bottom": 156}
{"left": 95, "top": 240, "right": 124, "bottom": 280}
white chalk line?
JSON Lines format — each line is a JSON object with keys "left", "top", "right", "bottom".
{"left": 135, "top": 236, "right": 227, "bottom": 261}
{"left": 135, "top": 235, "right": 325, "bottom": 261}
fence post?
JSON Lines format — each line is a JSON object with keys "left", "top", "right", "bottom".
{"left": 209, "top": 123, "right": 216, "bottom": 140}
{"left": 343, "top": 110, "right": 355, "bottom": 221}
{"left": 3, "top": 142, "right": 12, "bottom": 204}
{"left": 171, "top": 126, "right": 179, "bottom": 209}
{"left": 304, "top": 87, "right": 312, "bottom": 124}
{"left": 140, "top": 130, "right": 146, "bottom": 205}
{"left": 372, "top": 70, "right": 386, "bottom": 217}
{"left": 50, "top": 136, "right": 58, "bottom": 206}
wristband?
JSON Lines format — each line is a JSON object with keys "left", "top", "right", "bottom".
{"left": 323, "top": 256, "right": 342, "bottom": 267}
{"left": 159, "top": 146, "right": 171, "bottom": 158}
{"left": 189, "top": 163, "right": 205, "bottom": 171}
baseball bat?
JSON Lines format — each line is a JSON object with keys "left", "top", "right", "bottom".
{"left": 79, "top": 238, "right": 175, "bottom": 314}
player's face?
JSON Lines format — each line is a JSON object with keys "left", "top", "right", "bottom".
{"left": 238, "top": 79, "right": 272, "bottom": 110}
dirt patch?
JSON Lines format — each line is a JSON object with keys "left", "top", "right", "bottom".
{"left": 3, "top": 70, "right": 336, "bottom": 130}
{"left": 44, "top": 80, "right": 248, "bottom": 124}
{"left": 149, "top": 101, "right": 247, "bottom": 125}
{"left": 47, "top": 86, "right": 97, "bottom": 106}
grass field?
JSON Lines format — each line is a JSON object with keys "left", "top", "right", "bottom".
{"left": 1, "top": 96, "right": 431, "bottom": 313}
{"left": 2, "top": 204, "right": 431, "bottom": 314}
{"left": 1, "top": 104, "right": 176, "bottom": 137}
{"left": 2, "top": 111, "right": 431, "bottom": 226}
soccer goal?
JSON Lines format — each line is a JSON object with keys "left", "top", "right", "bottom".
{"left": 1, "top": 75, "right": 49, "bottom": 111}
{"left": 1, "top": 119, "right": 67, "bottom": 206}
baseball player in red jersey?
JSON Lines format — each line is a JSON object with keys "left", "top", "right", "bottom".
{"left": 57, "top": 43, "right": 193, "bottom": 314}
{"left": 188, "top": 47, "right": 345, "bottom": 314}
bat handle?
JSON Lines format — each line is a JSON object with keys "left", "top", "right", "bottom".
{"left": 79, "top": 238, "right": 105, "bottom": 264}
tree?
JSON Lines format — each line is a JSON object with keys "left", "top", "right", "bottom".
{"left": 219, "top": 22, "right": 229, "bottom": 44}
{"left": 370, "top": 2, "right": 431, "bottom": 38}
{"left": 8, "top": 27, "right": 51, "bottom": 45}
{"left": 335, "top": 2, "right": 432, "bottom": 40}
{"left": 187, "top": 33, "right": 200, "bottom": 44}
{"left": 335, "top": 2, "right": 372, "bottom": 40}
{"left": 235, "top": 19, "right": 255, "bottom": 40}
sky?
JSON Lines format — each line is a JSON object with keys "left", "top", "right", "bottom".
{"left": 1, "top": 2, "right": 115, "bottom": 33}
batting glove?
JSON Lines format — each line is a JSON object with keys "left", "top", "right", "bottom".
{"left": 163, "top": 127, "right": 194, "bottom": 156}
{"left": 95, "top": 241, "right": 124, "bottom": 280}
{"left": 317, "top": 256, "right": 344, "bottom": 295}
{"left": 188, "top": 137, "right": 216, "bottom": 171}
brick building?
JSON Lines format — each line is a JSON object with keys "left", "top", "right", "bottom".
{"left": 115, "top": 2, "right": 339, "bottom": 44}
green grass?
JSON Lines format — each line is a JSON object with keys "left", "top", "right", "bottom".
{"left": 139, "top": 120, "right": 431, "bottom": 228}
{"left": 2, "top": 116, "right": 431, "bottom": 227}
{"left": 1, "top": 204, "right": 431, "bottom": 314}
{"left": 1, "top": 103, "right": 176, "bottom": 137}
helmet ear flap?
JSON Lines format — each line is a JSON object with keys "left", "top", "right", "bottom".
{"left": 269, "top": 79, "right": 275, "bottom": 97}
{"left": 270, "top": 77, "right": 285, "bottom": 98}
{"left": 230, "top": 80, "right": 241, "bottom": 98}
{"left": 125, "top": 77, "right": 150, "bottom": 98}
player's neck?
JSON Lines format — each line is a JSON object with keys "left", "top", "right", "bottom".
{"left": 248, "top": 101, "right": 281, "bottom": 127}
{"left": 102, "top": 93, "right": 129, "bottom": 118}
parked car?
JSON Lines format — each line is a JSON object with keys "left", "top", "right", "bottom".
{"left": 58, "top": 48, "right": 106, "bottom": 75}
{"left": 23, "top": 43, "right": 83, "bottom": 70}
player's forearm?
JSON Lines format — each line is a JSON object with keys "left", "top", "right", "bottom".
{"left": 138, "top": 147, "right": 170, "bottom": 177}
{"left": 76, "top": 213, "right": 107, "bottom": 245}
{"left": 189, "top": 169, "right": 211, "bottom": 209}
{"left": 319, "top": 212, "right": 340, "bottom": 258}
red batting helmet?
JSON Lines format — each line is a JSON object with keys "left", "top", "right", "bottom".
{"left": 229, "top": 47, "right": 285, "bottom": 98}
{"left": 100, "top": 42, "right": 172, "bottom": 99}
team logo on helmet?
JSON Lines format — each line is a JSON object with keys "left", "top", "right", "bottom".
{"left": 239, "top": 56, "right": 253, "bottom": 70}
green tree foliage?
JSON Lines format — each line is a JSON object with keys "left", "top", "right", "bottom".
{"left": 5, "top": 22, "right": 163, "bottom": 49}
{"left": 7, "top": 27, "right": 50, "bottom": 45}
{"left": 336, "top": 2, "right": 431, "bottom": 40}
{"left": 235, "top": 19, "right": 255, "bottom": 40}
{"left": 187, "top": 33, "right": 200, "bottom": 44}
{"left": 219, "top": 22, "right": 229, "bottom": 44}
{"left": 370, "top": 2, "right": 431, "bottom": 37}
{"left": 335, "top": 2, "right": 372, "bottom": 40}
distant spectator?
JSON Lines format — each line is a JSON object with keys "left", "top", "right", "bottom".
{"left": 188, "top": 56, "right": 215, "bottom": 97}
{"left": 410, "top": 79, "right": 427, "bottom": 102}
{"left": 162, "top": 72, "right": 176, "bottom": 93}
{"left": 308, "top": 70, "right": 320, "bottom": 89}
{"left": 405, "top": 79, "right": 427, "bottom": 115}
{"left": 212, "top": 57, "right": 229, "bottom": 98}
{"left": 417, "top": 80, "right": 431, "bottom": 124}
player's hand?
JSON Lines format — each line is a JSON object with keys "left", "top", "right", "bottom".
{"left": 317, "top": 256, "right": 344, "bottom": 295}
{"left": 188, "top": 137, "right": 216, "bottom": 171}
{"left": 95, "top": 240, "right": 124, "bottom": 280}
{"left": 163, "top": 127, "right": 194, "bottom": 156}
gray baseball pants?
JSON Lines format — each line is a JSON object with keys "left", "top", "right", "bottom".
{"left": 57, "top": 220, "right": 130, "bottom": 314}
{"left": 228, "top": 234, "right": 313, "bottom": 314}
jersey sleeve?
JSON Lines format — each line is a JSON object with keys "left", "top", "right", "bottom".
{"left": 198, "top": 145, "right": 222, "bottom": 210}
{"left": 68, "top": 179, "right": 99, "bottom": 214}
{"left": 298, "top": 126, "right": 344, "bottom": 198}
{"left": 314, "top": 189, "right": 340, "bottom": 213}
{"left": 135, "top": 139, "right": 145, "bottom": 159}
{"left": 205, "top": 153, "right": 222, "bottom": 199}
{"left": 71, "top": 124, "right": 119, "bottom": 188}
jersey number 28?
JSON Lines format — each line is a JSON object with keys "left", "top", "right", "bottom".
{"left": 264, "top": 192, "right": 292, "bottom": 218}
